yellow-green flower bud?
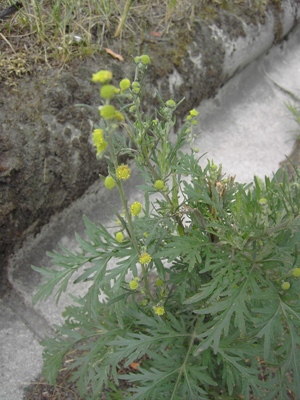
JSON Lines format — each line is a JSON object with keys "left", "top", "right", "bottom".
{"left": 166, "top": 100, "right": 176, "bottom": 108}
{"left": 189, "top": 109, "right": 199, "bottom": 117}
{"left": 258, "top": 198, "right": 268, "bottom": 206}
{"left": 129, "top": 279, "right": 139, "bottom": 290}
{"left": 120, "top": 78, "right": 131, "bottom": 91}
{"left": 154, "top": 180, "right": 165, "bottom": 190}
{"left": 115, "top": 111, "right": 125, "bottom": 122}
{"left": 129, "top": 105, "right": 137, "bottom": 114}
{"left": 134, "top": 56, "right": 141, "bottom": 64}
{"left": 104, "top": 176, "right": 116, "bottom": 189}
{"left": 92, "top": 129, "right": 108, "bottom": 155}
{"left": 96, "top": 142, "right": 108, "bottom": 154}
{"left": 92, "top": 70, "right": 112, "bottom": 83}
{"left": 281, "top": 282, "right": 290, "bottom": 290}
{"left": 293, "top": 268, "right": 300, "bottom": 277}
{"left": 140, "top": 54, "right": 151, "bottom": 65}
{"left": 130, "top": 201, "right": 142, "bottom": 216}
{"left": 154, "top": 306, "right": 165, "bottom": 316}
{"left": 100, "top": 105, "right": 117, "bottom": 120}
{"left": 155, "top": 279, "right": 163, "bottom": 287}
{"left": 100, "top": 85, "right": 119, "bottom": 99}
{"left": 131, "top": 81, "right": 140, "bottom": 95}
{"left": 116, "top": 164, "right": 131, "bottom": 180}
{"left": 115, "top": 231, "right": 124, "bottom": 243}
{"left": 139, "top": 252, "right": 152, "bottom": 265}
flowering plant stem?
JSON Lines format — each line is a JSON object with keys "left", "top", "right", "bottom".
{"left": 32, "top": 55, "right": 300, "bottom": 400}
{"left": 170, "top": 319, "right": 199, "bottom": 400}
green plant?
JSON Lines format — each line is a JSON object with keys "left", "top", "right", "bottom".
{"left": 32, "top": 55, "right": 300, "bottom": 400}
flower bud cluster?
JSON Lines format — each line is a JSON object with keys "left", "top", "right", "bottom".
{"left": 92, "top": 128, "right": 108, "bottom": 156}
{"left": 185, "top": 109, "right": 200, "bottom": 152}
{"left": 154, "top": 180, "right": 166, "bottom": 191}
{"left": 134, "top": 54, "right": 151, "bottom": 67}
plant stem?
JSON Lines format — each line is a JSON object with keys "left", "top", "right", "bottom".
{"left": 106, "top": 123, "right": 154, "bottom": 300}
{"left": 170, "top": 322, "right": 198, "bottom": 400}
{"left": 139, "top": 143, "right": 185, "bottom": 235}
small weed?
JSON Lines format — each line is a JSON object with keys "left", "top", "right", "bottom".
{"left": 31, "top": 54, "right": 299, "bottom": 400}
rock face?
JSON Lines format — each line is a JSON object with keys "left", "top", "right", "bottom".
{"left": 0, "top": 70, "right": 106, "bottom": 266}
{"left": 0, "top": 0, "right": 299, "bottom": 282}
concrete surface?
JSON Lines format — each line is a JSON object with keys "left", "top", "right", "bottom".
{"left": 2, "top": 19, "right": 300, "bottom": 400}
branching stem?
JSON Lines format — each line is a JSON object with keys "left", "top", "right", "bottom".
{"left": 170, "top": 321, "right": 199, "bottom": 400}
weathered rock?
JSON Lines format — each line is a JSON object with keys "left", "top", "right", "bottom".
{"left": 0, "top": 0, "right": 299, "bottom": 285}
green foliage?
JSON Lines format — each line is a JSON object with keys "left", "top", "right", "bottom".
{"left": 32, "top": 56, "right": 300, "bottom": 399}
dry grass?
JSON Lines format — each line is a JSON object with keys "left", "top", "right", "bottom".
{"left": 0, "top": 0, "right": 273, "bottom": 84}
{"left": 0, "top": 0, "right": 196, "bottom": 73}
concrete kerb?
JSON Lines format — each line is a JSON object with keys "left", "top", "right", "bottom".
{"left": 1, "top": 3, "right": 300, "bottom": 399}
{"left": 220, "top": 0, "right": 299, "bottom": 77}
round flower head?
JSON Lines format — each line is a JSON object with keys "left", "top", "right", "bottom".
{"left": 258, "top": 198, "right": 268, "bottom": 206}
{"left": 189, "top": 109, "right": 199, "bottom": 117}
{"left": 186, "top": 109, "right": 199, "bottom": 121}
{"left": 154, "top": 306, "right": 165, "bottom": 316}
{"left": 92, "top": 70, "right": 112, "bottom": 84}
{"left": 131, "top": 81, "right": 140, "bottom": 94}
{"left": 104, "top": 176, "right": 116, "bottom": 190}
{"left": 120, "top": 78, "right": 131, "bottom": 92}
{"left": 293, "top": 268, "right": 300, "bottom": 277}
{"left": 115, "top": 111, "right": 125, "bottom": 122}
{"left": 140, "top": 54, "right": 151, "bottom": 65}
{"left": 100, "top": 105, "right": 117, "bottom": 120}
{"left": 166, "top": 99, "right": 176, "bottom": 108}
{"left": 115, "top": 231, "right": 124, "bottom": 243}
{"left": 211, "top": 162, "right": 218, "bottom": 171}
{"left": 154, "top": 180, "right": 165, "bottom": 190}
{"left": 96, "top": 142, "right": 108, "bottom": 155}
{"left": 139, "top": 252, "right": 152, "bottom": 265}
{"left": 92, "top": 129, "right": 108, "bottom": 155}
{"left": 129, "top": 279, "right": 139, "bottom": 290}
{"left": 131, "top": 201, "right": 142, "bottom": 216}
{"left": 129, "top": 105, "right": 137, "bottom": 114}
{"left": 281, "top": 282, "right": 290, "bottom": 290}
{"left": 116, "top": 164, "right": 131, "bottom": 180}
{"left": 100, "top": 85, "right": 119, "bottom": 99}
